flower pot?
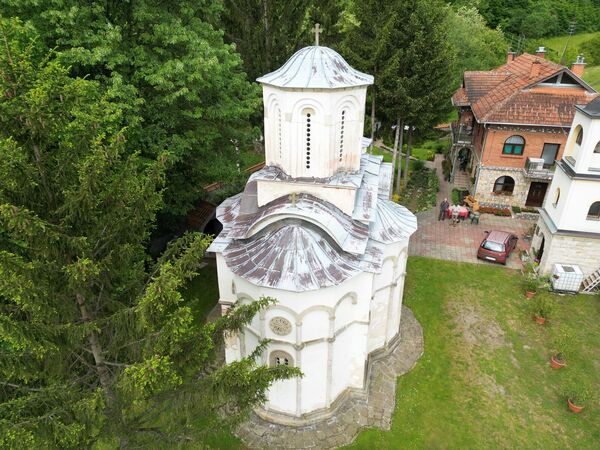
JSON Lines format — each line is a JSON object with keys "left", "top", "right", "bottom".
{"left": 568, "top": 398, "right": 584, "bottom": 413}
{"left": 533, "top": 315, "right": 545, "bottom": 325}
{"left": 525, "top": 290, "right": 536, "bottom": 299}
{"left": 550, "top": 355, "right": 566, "bottom": 369}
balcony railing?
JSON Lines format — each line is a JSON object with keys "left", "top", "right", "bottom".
{"left": 523, "top": 157, "right": 554, "bottom": 180}
{"left": 451, "top": 122, "right": 473, "bottom": 145}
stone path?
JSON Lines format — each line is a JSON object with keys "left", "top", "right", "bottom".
{"left": 410, "top": 154, "right": 535, "bottom": 270}
{"left": 236, "top": 306, "right": 424, "bottom": 449}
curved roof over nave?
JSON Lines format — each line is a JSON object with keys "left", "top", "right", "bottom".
{"left": 256, "top": 46, "right": 374, "bottom": 89}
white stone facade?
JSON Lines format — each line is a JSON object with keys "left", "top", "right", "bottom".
{"left": 208, "top": 45, "right": 417, "bottom": 424}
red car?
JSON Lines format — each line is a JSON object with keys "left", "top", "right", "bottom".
{"left": 477, "top": 230, "right": 518, "bottom": 265}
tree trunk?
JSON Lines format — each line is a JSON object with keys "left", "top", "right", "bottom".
{"left": 369, "top": 92, "right": 376, "bottom": 154}
{"left": 389, "top": 117, "right": 401, "bottom": 198}
{"left": 403, "top": 126, "right": 413, "bottom": 189}
{"left": 76, "top": 293, "right": 115, "bottom": 406}
{"left": 394, "top": 119, "right": 405, "bottom": 196}
{"left": 262, "top": 0, "right": 271, "bottom": 72}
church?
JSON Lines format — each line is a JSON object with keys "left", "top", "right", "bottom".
{"left": 208, "top": 38, "right": 417, "bottom": 424}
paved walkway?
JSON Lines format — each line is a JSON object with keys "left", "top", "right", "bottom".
{"left": 409, "top": 154, "right": 534, "bottom": 270}
{"left": 236, "top": 306, "right": 424, "bottom": 449}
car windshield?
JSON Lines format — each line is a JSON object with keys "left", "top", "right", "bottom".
{"left": 482, "top": 240, "right": 504, "bottom": 252}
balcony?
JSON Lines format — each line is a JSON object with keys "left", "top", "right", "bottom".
{"left": 451, "top": 122, "right": 473, "bottom": 145}
{"left": 523, "top": 157, "right": 554, "bottom": 180}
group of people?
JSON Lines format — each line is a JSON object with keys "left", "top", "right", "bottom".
{"left": 438, "top": 198, "right": 464, "bottom": 225}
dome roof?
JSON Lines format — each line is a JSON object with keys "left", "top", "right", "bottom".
{"left": 257, "top": 46, "right": 374, "bottom": 89}
{"left": 222, "top": 223, "right": 382, "bottom": 292}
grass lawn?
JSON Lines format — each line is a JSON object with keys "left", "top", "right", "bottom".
{"left": 346, "top": 258, "right": 600, "bottom": 449}
{"left": 542, "top": 32, "right": 600, "bottom": 57}
{"left": 583, "top": 65, "right": 600, "bottom": 91}
{"left": 184, "top": 258, "right": 600, "bottom": 449}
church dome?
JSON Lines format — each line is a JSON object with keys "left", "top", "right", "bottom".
{"left": 257, "top": 46, "right": 374, "bottom": 89}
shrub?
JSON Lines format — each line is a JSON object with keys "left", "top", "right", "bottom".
{"left": 413, "top": 159, "right": 425, "bottom": 171}
{"left": 451, "top": 189, "right": 461, "bottom": 205}
{"left": 563, "top": 373, "right": 594, "bottom": 406}
{"left": 512, "top": 206, "right": 522, "bottom": 214}
{"left": 530, "top": 296, "right": 551, "bottom": 318}
{"left": 479, "top": 206, "right": 511, "bottom": 216}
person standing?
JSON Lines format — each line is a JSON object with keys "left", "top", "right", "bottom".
{"left": 439, "top": 198, "right": 449, "bottom": 221}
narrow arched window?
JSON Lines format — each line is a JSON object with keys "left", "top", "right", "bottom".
{"left": 493, "top": 176, "right": 515, "bottom": 194}
{"left": 304, "top": 110, "right": 312, "bottom": 169}
{"left": 502, "top": 136, "right": 525, "bottom": 155}
{"left": 553, "top": 188, "right": 560, "bottom": 206}
{"left": 575, "top": 127, "right": 583, "bottom": 145}
{"left": 269, "top": 350, "right": 294, "bottom": 367}
{"left": 594, "top": 141, "right": 600, "bottom": 154}
{"left": 277, "top": 107, "right": 283, "bottom": 159}
{"left": 587, "top": 201, "right": 600, "bottom": 220}
{"left": 339, "top": 110, "right": 346, "bottom": 162}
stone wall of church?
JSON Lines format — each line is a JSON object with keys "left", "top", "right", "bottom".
{"left": 214, "top": 238, "right": 410, "bottom": 422}
{"left": 533, "top": 216, "right": 600, "bottom": 280}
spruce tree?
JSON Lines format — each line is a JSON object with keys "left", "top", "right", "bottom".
{"left": 0, "top": 19, "right": 297, "bottom": 448}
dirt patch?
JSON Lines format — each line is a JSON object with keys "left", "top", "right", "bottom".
{"left": 448, "top": 300, "right": 509, "bottom": 351}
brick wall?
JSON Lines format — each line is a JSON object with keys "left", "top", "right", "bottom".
{"left": 482, "top": 127, "right": 569, "bottom": 168}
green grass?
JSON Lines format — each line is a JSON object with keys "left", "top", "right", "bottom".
{"left": 182, "top": 263, "right": 220, "bottom": 322}
{"left": 542, "top": 32, "right": 600, "bottom": 57}
{"left": 583, "top": 65, "right": 600, "bottom": 91}
{"left": 346, "top": 258, "right": 600, "bottom": 449}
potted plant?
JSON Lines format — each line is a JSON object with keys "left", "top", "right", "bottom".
{"left": 550, "top": 327, "right": 571, "bottom": 369}
{"left": 523, "top": 274, "right": 539, "bottom": 298}
{"left": 530, "top": 296, "right": 550, "bottom": 324}
{"left": 564, "top": 375, "right": 592, "bottom": 413}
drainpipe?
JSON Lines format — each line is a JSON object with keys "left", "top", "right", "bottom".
{"left": 473, "top": 123, "right": 488, "bottom": 196}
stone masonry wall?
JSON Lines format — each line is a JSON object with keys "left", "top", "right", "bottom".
{"left": 474, "top": 166, "right": 531, "bottom": 207}
{"left": 534, "top": 216, "right": 600, "bottom": 279}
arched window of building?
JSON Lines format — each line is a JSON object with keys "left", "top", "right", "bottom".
{"left": 594, "top": 141, "right": 600, "bottom": 154}
{"left": 303, "top": 109, "right": 313, "bottom": 169}
{"left": 586, "top": 201, "right": 600, "bottom": 220}
{"left": 269, "top": 350, "right": 294, "bottom": 367}
{"left": 339, "top": 110, "right": 346, "bottom": 162}
{"left": 575, "top": 126, "right": 584, "bottom": 145}
{"left": 502, "top": 136, "right": 525, "bottom": 155}
{"left": 553, "top": 188, "right": 560, "bottom": 206}
{"left": 493, "top": 176, "right": 515, "bottom": 194}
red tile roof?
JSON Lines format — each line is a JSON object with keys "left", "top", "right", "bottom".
{"left": 453, "top": 53, "right": 598, "bottom": 126}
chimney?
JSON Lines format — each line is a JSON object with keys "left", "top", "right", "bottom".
{"left": 535, "top": 46, "right": 546, "bottom": 58}
{"left": 571, "top": 55, "right": 586, "bottom": 78}
{"left": 530, "top": 60, "right": 541, "bottom": 78}
{"left": 507, "top": 51, "right": 516, "bottom": 63}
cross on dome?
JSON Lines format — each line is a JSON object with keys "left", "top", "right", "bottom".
{"left": 312, "top": 23, "right": 323, "bottom": 46}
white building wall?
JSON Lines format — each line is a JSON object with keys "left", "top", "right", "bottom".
{"left": 262, "top": 85, "right": 367, "bottom": 178}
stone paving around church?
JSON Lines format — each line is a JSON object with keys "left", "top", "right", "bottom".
{"left": 409, "top": 155, "right": 535, "bottom": 270}
{"left": 236, "top": 306, "right": 424, "bottom": 449}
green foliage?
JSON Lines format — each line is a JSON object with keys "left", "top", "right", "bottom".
{"left": 220, "top": 0, "right": 312, "bottom": 80}
{"left": 0, "top": 21, "right": 296, "bottom": 448}
{"left": 579, "top": 34, "right": 600, "bottom": 65}
{"left": 563, "top": 371, "right": 594, "bottom": 405}
{"left": 552, "top": 326, "right": 572, "bottom": 361}
{"left": 530, "top": 296, "right": 552, "bottom": 318}
{"left": 3, "top": 0, "right": 260, "bottom": 221}
{"left": 446, "top": 6, "right": 506, "bottom": 88}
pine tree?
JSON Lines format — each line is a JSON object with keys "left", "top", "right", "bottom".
{"left": 0, "top": 19, "right": 297, "bottom": 448}
{"left": 341, "top": 0, "right": 393, "bottom": 152}
{"left": 221, "top": 0, "right": 312, "bottom": 80}
{"left": 378, "top": 0, "right": 454, "bottom": 193}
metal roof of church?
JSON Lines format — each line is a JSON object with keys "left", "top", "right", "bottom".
{"left": 207, "top": 154, "right": 418, "bottom": 292}
{"left": 256, "top": 46, "right": 374, "bottom": 89}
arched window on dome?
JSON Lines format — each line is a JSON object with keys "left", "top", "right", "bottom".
{"left": 575, "top": 127, "right": 584, "bottom": 145}
{"left": 339, "top": 110, "right": 346, "bottom": 162}
{"left": 594, "top": 141, "right": 600, "bottom": 154}
{"left": 303, "top": 108, "right": 314, "bottom": 170}
{"left": 502, "top": 135, "right": 525, "bottom": 155}
{"left": 587, "top": 201, "right": 600, "bottom": 220}
{"left": 493, "top": 176, "right": 515, "bottom": 194}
